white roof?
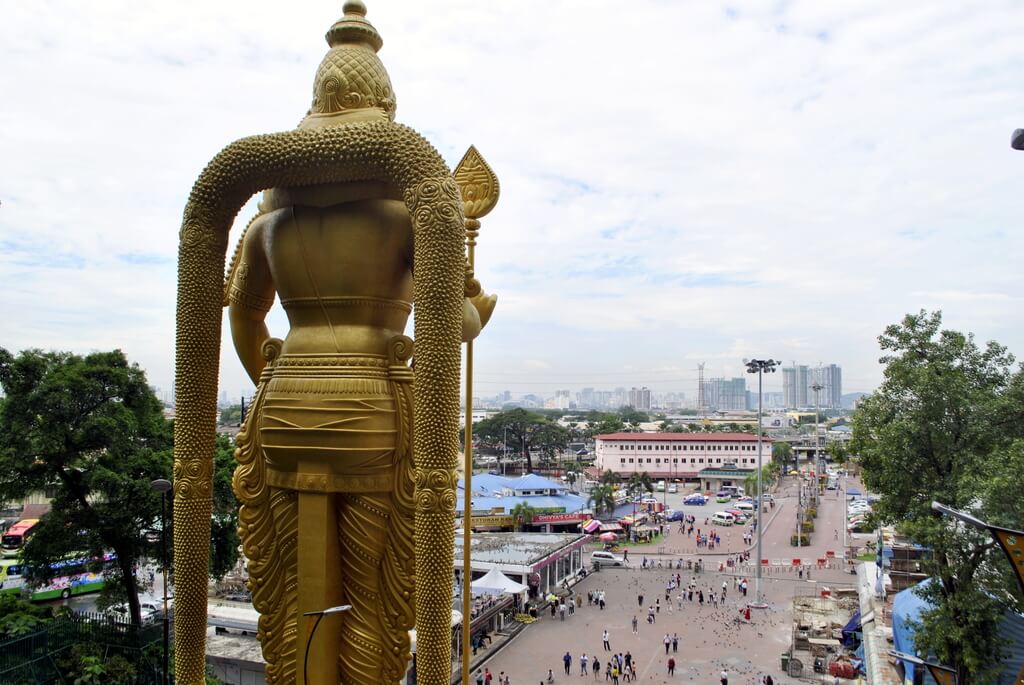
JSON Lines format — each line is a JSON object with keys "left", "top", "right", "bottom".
{"left": 470, "top": 567, "right": 529, "bottom": 595}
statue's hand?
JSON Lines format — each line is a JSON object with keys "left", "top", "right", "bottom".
{"left": 470, "top": 290, "right": 497, "bottom": 329}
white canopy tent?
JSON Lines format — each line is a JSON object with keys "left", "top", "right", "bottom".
{"left": 470, "top": 568, "right": 528, "bottom": 596}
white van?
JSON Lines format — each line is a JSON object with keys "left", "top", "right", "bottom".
{"left": 656, "top": 480, "right": 666, "bottom": 492}
{"left": 591, "top": 551, "right": 627, "bottom": 567}
{"left": 735, "top": 502, "right": 755, "bottom": 514}
{"left": 711, "top": 511, "right": 735, "bottom": 526}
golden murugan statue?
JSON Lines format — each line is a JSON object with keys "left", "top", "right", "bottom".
{"left": 172, "top": 3, "right": 494, "bottom": 683}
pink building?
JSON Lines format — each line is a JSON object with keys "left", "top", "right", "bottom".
{"left": 593, "top": 432, "right": 772, "bottom": 483}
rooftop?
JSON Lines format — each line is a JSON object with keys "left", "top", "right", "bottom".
{"left": 452, "top": 532, "right": 585, "bottom": 566}
{"left": 595, "top": 432, "right": 771, "bottom": 442}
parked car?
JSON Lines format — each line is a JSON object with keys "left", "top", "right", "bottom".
{"left": 591, "top": 551, "right": 627, "bottom": 567}
{"left": 724, "top": 509, "right": 748, "bottom": 523}
{"left": 715, "top": 492, "right": 732, "bottom": 503}
{"left": 668, "top": 483, "right": 678, "bottom": 494}
{"left": 710, "top": 511, "right": 735, "bottom": 526}
{"left": 684, "top": 494, "right": 707, "bottom": 505}
{"left": 666, "top": 509, "right": 686, "bottom": 522}
{"left": 735, "top": 502, "right": 755, "bottom": 514}
{"left": 106, "top": 600, "right": 161, "bottom": 621}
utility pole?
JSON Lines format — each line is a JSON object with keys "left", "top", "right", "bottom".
{"left": 811, "top": 381, "right": 823, "bottom": 478}
{"left": 745, "top": 358, "right": 779, "bottom": 609}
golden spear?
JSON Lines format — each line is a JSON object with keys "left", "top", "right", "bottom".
{"left": 453, "top": 145, "right": 500, "bottom": 684}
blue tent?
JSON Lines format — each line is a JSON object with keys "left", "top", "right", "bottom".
{"left": 892, "top": 580, "right": 1024, "bottom": 685}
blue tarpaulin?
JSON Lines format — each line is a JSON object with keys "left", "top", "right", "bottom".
{"left": 892, "top": 579, "right": 1024, "bottom": 685}
{"left": 841, "top": 608, "right": 862, "bottom": 647}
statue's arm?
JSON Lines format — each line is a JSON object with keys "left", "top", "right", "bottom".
{"left": 227, "top": 217, "right": 275, "bottom": 384}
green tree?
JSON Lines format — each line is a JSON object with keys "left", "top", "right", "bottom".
{"left": 209, "top": 434, "right": 240, "bottom": 580}
{"left": 0, "top": 349, "right": 173, "bottom": 626}
{"left": 850, "top": 311, "right": 1024, "bottom": 685}
{"left": 599, "top": 469, "right": 619, "bottom": 486}
{"left": 218, "top": 404, "right": 242, "bottom": 426}
{"left": 582, "top": 412, "right": 625, "bottom": 439}
{"left": 772, "top": 442, "right": 794, "bottom": 471}
{"left": 627, "top": 471, "right": 654, "bottom": 501}
{"left": 510, "top": 501, "right": 537, "bottom": 531}
{"left": 586, "top": 484, "right": 617, "bottom": 518}
{"left": 473, "top": 409, "right": 569, "bottom": 473}
{"left": 826, "top": 440, "right": 848, "bottom": 466}
{"left": 618, "top": 407, "right": 649, "bottom": 427}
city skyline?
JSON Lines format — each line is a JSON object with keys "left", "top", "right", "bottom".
{"left": 3, "top": 1, "right": 1022, "bottom": 404}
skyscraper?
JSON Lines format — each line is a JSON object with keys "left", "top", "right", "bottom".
{"left": 701, "top": 378, "right": 748, "bottom": 411}
{"left": 628, "top": 386, "right": 652, "bottom": 411}
{"left": 782, "top": 364, "right": 809, "bottom": 408}
{"left": 813, "top": 364, "right": 843, "bottom": 409}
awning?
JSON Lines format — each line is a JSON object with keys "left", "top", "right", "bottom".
{"left": 470, "top": 568, "right": 528, "bottom": 596}
{"left": 582, "top": 520, "right": 601, "bottom": 534}
{"left": 600, "top": 523, "right": 623, "bottom": 533}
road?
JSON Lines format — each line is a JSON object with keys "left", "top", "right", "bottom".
{"left": 474, "top": 474, "right": 866, "bottom": 684}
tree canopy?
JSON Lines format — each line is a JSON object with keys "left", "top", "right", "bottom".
{"left": 0, "top": 349, "right": 171, "bottom": 626}
{"left": 0, "top": 348, "right": 241, "bottom": 625}
{"left": 473, "top": 408, "right": 569, "bottom": 473}
{"left": 850, "top": 311, "right": 1024, "bottom": 685}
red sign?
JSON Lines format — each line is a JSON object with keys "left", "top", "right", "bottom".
{"left": 532, "top": 512, "right": 590, "bottom": 524}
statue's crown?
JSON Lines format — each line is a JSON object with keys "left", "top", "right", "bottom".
{"left": 309, "top": 1, "right": 396, "bottom": 119}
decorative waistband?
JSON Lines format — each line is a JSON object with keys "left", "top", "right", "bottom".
{"left": 270, "top": 354, "right": 391, "bottom": 381}
{"left": 279, "top": 296, "right": 412, "bottom": 314}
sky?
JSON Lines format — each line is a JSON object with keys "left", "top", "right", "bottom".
{"left": 1, "top": 1, "right": 1022, "bottom": 403}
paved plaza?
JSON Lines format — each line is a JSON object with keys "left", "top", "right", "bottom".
{"left": 469, "top": 476, "right": 863, "bottom": 685}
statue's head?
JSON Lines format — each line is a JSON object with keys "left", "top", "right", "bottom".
{"left": 300, "top": 1, "right": 396, "bottom": 130}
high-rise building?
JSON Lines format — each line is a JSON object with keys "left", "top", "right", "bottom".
{"left": 628, "top": 386, "right": 652, "bottom": 411}
{"left": 701, "top": 378, "right": 748, "bottom": 411}
{"left": 812, "top": 364, "right": 843, "bottom": 409}
{"left": 784, "top": 363, "right": 843, "bottom": 409}
{"left": 782, "top": 364, "right": 809, "bottom": 408}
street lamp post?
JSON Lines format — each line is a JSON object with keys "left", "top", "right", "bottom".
{"left": 810, "top": 381, "right": 823, "bottom": 480}
{"left": 302, "top": 605, "right": 353, "bottom": 685}
{"left": 745, "top": 358, "right": 780, "bottom": 609}
{"left": 503, "top": 425, "right": 508, "bottom": 476}
{"left": 150, "top": 479, "right": 172, "bottom": 685}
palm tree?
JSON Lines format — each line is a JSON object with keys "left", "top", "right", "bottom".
{"left": 599, "top": 469, "right": 619, "bottom": 486}
{"left": 627, "top": 471, "right": 654, "bottom": 501}
{"left": 510, "top": 501, "right": 537, "bottom": 532}
{"left": 587, "top": 484, "right": 617, "bottom": 518}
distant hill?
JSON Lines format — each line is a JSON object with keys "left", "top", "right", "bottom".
{"left": 841, "top": 392, "right": 869, "bottom": 410}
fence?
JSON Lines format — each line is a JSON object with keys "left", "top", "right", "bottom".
{"left": 0, "top": 611, "right": 165, "bottom": 684}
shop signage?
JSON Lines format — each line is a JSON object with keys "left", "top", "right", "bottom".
{"left": 468, "top": 515, "right": 514, "bottom": 527}
{"left": 532, "top": 512, "right": 590, "bottom": 524}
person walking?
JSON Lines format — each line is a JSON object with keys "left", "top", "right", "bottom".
{"left": 603, "top": 629, "right": 611, "bottom": 651}
{"left": 638, "top": 593, "right": 644, "bottom": 608}
{"left": 564, "top": 651, "right": 573, "bottom": 675}
{"left": 581, "top": 653, "right": 589, "bottom": 676}
{"left": 592, "top": 658, "right": 601, "bottom": 680}
{"left": 631, "top": 615, "right": 638, "bottom": 634}
{"left": 663, "top": 633, "right": 671, "bottom": 654}
{"left": 485, "top": 668, "right": 493, "bottom": 684}
{"left": 560, "top": 602, "right": 567, "bottom": 621}
{"left": 667, "top": 656, "right": 676, "bottom": 676}
{"left": 720, "top": 668, "right": 729, "bottom": 685}
{"left": 475, "top": 669, "right": 485, "bottom": 685}
{"left": 672, "top": 633, "right": 679, "bottom": 652}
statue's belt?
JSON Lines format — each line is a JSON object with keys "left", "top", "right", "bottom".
{"left": 258, "top": 353, "right": 410, "bottom": 494}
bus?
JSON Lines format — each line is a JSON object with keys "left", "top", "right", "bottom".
{"left": 0, "top": 554, "right": 115, "bottom": 601}
{"left": 1, "top": 519, "right": 38, "bottom": 557}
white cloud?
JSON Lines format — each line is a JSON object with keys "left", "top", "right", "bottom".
{"left": 1, "top": 0, "right": 1022, "bottom": 402}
